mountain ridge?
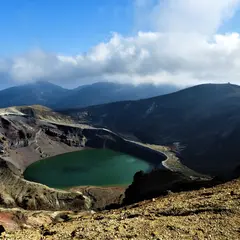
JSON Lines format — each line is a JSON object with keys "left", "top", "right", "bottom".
{"left": 0, "top": 81, "right": 179, "bottom": 110}
{"left": 60, "top": 83, "right": 240, "bottom": 176}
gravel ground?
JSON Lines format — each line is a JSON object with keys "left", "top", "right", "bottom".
{"left": 2, "top": 178, "right": 240, "bottom": 240}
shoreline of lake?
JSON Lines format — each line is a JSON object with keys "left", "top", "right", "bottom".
{"left": 24, "top": 149, "right": 150, "bottom": 189}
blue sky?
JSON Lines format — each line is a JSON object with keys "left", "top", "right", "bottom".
{"left": 1, "top": 0, "right": 240, "bottom": 89}
{"left": 219, "top": 8, "right": 240, "bottom": 34}
{"left": 2, "top": 0, "right": 238, "bottom": 56}
{"left": 0, "top": 0, "right": 134, "bottom": 56}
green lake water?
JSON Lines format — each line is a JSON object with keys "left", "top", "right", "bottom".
{"left": 24, "top": 149, "right": 150, "bottom": 188}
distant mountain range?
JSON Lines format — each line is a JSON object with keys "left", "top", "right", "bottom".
{"left": 61, "top": 83, "right": 240, "bottom": 176}
{"left": 0, "top": 81, "right": 179, "bottom": 109}
{"left": 0, "top": 81, "right": 69, "bottom": 109}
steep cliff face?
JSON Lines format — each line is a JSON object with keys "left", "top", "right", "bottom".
{"left": 0, "top": 159, "right": 91, "bottom": 211}
{"left": 0, "top": 115, "right": 81, "bottom": 171}
{"left": 0, "top": 106, "right": 168, "bottom": 171}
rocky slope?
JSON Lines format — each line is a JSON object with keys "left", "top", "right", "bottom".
{"left": 0, "top": 107, "right": 169, "bottom": 172}
{"left": 2, "top": 177, "right": 240, "bottom": 239}
{"left": 0, "top": 159, "right": 91, "bottom": 211}
{"left": 0, "top": 104, "right": 239, "bottom": 239}
{"left": 0, "top": 105, "right": 211, "bottom": 212}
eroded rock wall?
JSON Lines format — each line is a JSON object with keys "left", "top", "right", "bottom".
{"left": 0, "top": 159, "right": 91, "bottom": 211}
{"left": 0, "top": 113, "right": 167, "bottom": 171}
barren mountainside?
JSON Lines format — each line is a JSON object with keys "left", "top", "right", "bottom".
{"left": 2, "top": 178, "right": 240, "bottom": 239}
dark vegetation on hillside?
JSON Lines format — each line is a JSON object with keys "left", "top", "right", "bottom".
{"left": 61, "top": 83, "right": 240, "bottom": 176}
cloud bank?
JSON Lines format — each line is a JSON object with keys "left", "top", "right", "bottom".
{"left": 1, "top": 0, "right": 240, "bottom": 87}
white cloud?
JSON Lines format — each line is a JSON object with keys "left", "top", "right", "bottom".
{"left": 1, "top": 0, "right": 240, "bottom": 87}
{"left": 149, "top": 0, "right": 240, "bottom": 35}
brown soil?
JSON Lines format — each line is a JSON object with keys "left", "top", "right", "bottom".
{"left": 70, "top": 185, "right": 126, "bottom": 210}
{"left": 1, "top": 178, "right": 240, "bottom": 240}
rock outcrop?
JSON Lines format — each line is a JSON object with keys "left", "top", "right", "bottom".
{"left": 0, "top": 106, "right": 168, "bottom": 171}
{"left": 0, "top": 159, "right": 91, "bottom": 211}
{"left": 123, "top": 169, "right": 217, "bottom": 205}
